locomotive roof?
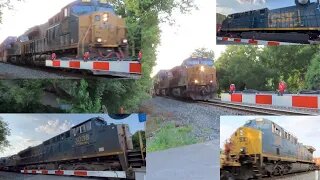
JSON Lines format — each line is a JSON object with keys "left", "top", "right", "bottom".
{"left": 71, "top": 116, "right": 105, "bottom": 128}
{"left": 245, "top": 118, "right": 316, "bottom": 151}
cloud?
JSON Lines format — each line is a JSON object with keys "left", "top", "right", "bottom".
{"left": 237, "top": 0, "right": 266, "bottom": 4}
{"left": 35, "top": 119, "right": 73, "bottom": 135}
{"left": 2, "top": 135, "right": 42, "bottom": 157}
{"left": 217, "top": 0, "right": 267, "bottom": 14}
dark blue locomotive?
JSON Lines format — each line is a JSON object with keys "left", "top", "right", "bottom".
{"left": 219, "top": 0, "right": 320, "bottom": 43}
{"left": 0, "top": 116, "right": 146, "bottom": 179}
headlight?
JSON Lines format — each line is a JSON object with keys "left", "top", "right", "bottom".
{"left": 103, "top": 14, "right": 108, "bottom": 22}
{"left": 97, "top": 38, "right": 102, "bottom": 43}
{"left": 210, "top": 80, "right": 213, "bottom": 83}
{"left": 123, "top": 39, "right": 128, "bottom": 44}
{"left": 200, "top": 66, "right": 205, "bottom": 72}
{"left": 194, "top": 80, "right": 199, "bottom": 84}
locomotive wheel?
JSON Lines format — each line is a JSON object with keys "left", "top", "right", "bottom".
{"left": 220, "top": 170, "right": 235, "bottom": 180}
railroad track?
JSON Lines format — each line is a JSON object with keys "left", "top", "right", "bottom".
{"left": 262, "top": 170, "right": 318, "bottom": 179}
{"left": 198, "top": 100, "right": 319, "bottom": 116}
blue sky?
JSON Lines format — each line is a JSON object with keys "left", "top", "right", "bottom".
{"left": 0, "top": 114, "right": 145, "bottom": 157}
{"left": 216, "top": 0, "right": 317, "bottom": 15}
{"left": 221, "top": 116, "right": 320, "bottom": 157}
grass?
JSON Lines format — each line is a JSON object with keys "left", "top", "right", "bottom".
{"left": 147, "top": 122, "right": 197, "bottom": 153}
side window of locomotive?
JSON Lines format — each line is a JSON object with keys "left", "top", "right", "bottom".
{"left": 86, "top": 121, "right": 92, "bottom": 131}
{"left": 65, "top": 131, "right": 70, "bottom": 138}
{"left": 64, "top": 8, "right": 69, "bottom": 17}
{"left": 80, "top": 124, "right": 87, "bottom": 133}
{"left": 95, "top": 15, "right": 101, "bottom": 22}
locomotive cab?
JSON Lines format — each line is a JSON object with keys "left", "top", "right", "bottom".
{"left": 67, "top": 0, "right": 129, "bottom": 58}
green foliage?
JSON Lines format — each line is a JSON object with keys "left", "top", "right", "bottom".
{"left": 132, "top": 130, "right": 146, "bottom": 149}
{"left": 0, "top": 0, "right": 22, "bottom": 23}
{"left": 305, "top": 54, "right": 320, "bottom": 90}
{"left": 0, "top": 80, "right": 49, "bottom": 112}
{"left": 216, "top": 46, "right": 272, "bottom": 92}
{"left": 192, "top": 48, "right": 215, "bottom": 60}
{"left": 64, "top": 80, "right": 103, "bottom": 113}
{"left": 216, "top": 45, "right": 320, "bottom": 93}
{"left": 0, "top": 117, "right": 10, "bottom": 152}
{"left": 147, "top": 123, "right": 197, "bottom": 152}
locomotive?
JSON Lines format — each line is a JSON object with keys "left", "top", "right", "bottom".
{"left": 220, "top": 118, "right": 316, "bottom": 179}
{"left": 154, "top": 57, "right": 217, "bottom": 101}
{"left": 0, "top": 0, "right": 141, "bottom": 76}
{"left": 0, "top": 116, "right": 146, "bottom": 179}
{"left": 218, "top": 0, "right": 320, "bottom": 43}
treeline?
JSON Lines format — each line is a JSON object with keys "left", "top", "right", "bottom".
{"left": 216, "top": 45, "right": 320, "bottom": 93}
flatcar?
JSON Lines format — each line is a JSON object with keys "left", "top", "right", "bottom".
{"left": 218, "top": 0, "right": 320, "bottom": 43}
{"left": 154, "top": 57, "right": 217, "bottom": 101}
{"left": 0, "top": 0, "right": 141, "bottom": 77}
{"left": 0, "top": 116, "right": 146, "bottom": 179}
{"left": 220, "top": 118, "right": 316, "bottom": 180}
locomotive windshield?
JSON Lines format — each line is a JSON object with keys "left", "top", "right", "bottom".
{"left": 71, "top": 2, "right": 115, "bottom": 15}
{"left": 183, "top": 58, "right": 214, "bottom": 67}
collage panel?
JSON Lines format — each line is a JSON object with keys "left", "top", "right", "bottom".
{"left": 0, "top": 114, "right": 146, "bottom": 180}
{"left": 220, "top": 116, "right": 320, "bottom": 180}
{"left": 0, "top": 0, "right": 142, "bottom": 79}
{"left": 216, "top": 0, "right": 320, "bottom": 45}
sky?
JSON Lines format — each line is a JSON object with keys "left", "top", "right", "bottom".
{"left": 0, "top": 114, "right": 145, "bottom": 157}
{"left": 216, "top": 0, "right": 313, "bottom": 15}
{"left": 220, "top": 116, "right": 320, "bottom": 157}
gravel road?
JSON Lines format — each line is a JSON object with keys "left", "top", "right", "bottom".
{"left": 146, "top": 141, "right": 219, "bottom": 180}
{"left": 0, "top": 63, "right": 75, "bottom": 79}
{"left": 144, "top": 97, "right": 249, "bottom": 141}
{"left": 0, "top": 171, "right": 100, "bottom": 180}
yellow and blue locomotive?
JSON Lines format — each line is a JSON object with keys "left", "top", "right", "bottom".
{"left": 154, "top": 57, "right": 217, "bottom": 101}
{"left": 0, "top": 0, "right": 141, "bottom": 77}
{"left": 221, "top": 118, "right": 315, "bottom": 179}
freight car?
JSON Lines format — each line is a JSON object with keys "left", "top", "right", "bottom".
{"left": 154, "top": 57, "right": 217, "bottom": 101}
{"left": 0, "top": 0, "right": 141, "bottom": 77}
{"left": 220, "top": 118, "right": 316, "bottom": 180}
{"left": 218, "top": 0, "right": 320, "bottom": 43}
{"left": 0, "top": 116, "right": 146, "bottom": 179}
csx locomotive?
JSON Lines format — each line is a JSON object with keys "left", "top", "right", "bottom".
{"left": 154, "top": 57, "right": 217, "bottom": 101}
{"left": 219, "top": 0, "right": 320, "bottom": 43}
{"left": 220, "top": 118, "right": 315, "bottom": 180}
{"left": 0, "top": 0, "right": 131, "bottom": 66}
{"left": 0, "top": 117, "right": 145, "bottom": 179}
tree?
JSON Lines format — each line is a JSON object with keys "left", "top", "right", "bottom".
{"left": 216, "top": 46, "right": 272, "bottom": 92}
{"left": 0, "top": 0, "right": 22, "bottom": 23}
{"left": 0, "top": 116, "right": 10, "bottom": 152}
{"left": 192, "top": 48, "right": 215, "bottom": 59}
{"left": 305, "top": 53, "right": 320, "bottom": 90}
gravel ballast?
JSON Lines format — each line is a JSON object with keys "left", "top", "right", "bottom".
{"left": 0, "top": 63, "right": 73, "bottom": 79}
{"left": 144, "top": 97, "right": 250, "bottom": 142}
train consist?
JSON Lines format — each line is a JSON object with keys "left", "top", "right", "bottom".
{"left": 0, "top": 116, "right": 146, "bottom": 179}
{"left": 218, "top": 0, "right": 320, "bottom": 43}
{"left": 154, "top": 57, "right": 217, "bottom": 101}
{"left": 0, "top": 0, "right": 141, "bottom": 77}
{"left": 220, "top": 118, "right": 316, "bottom": 179}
